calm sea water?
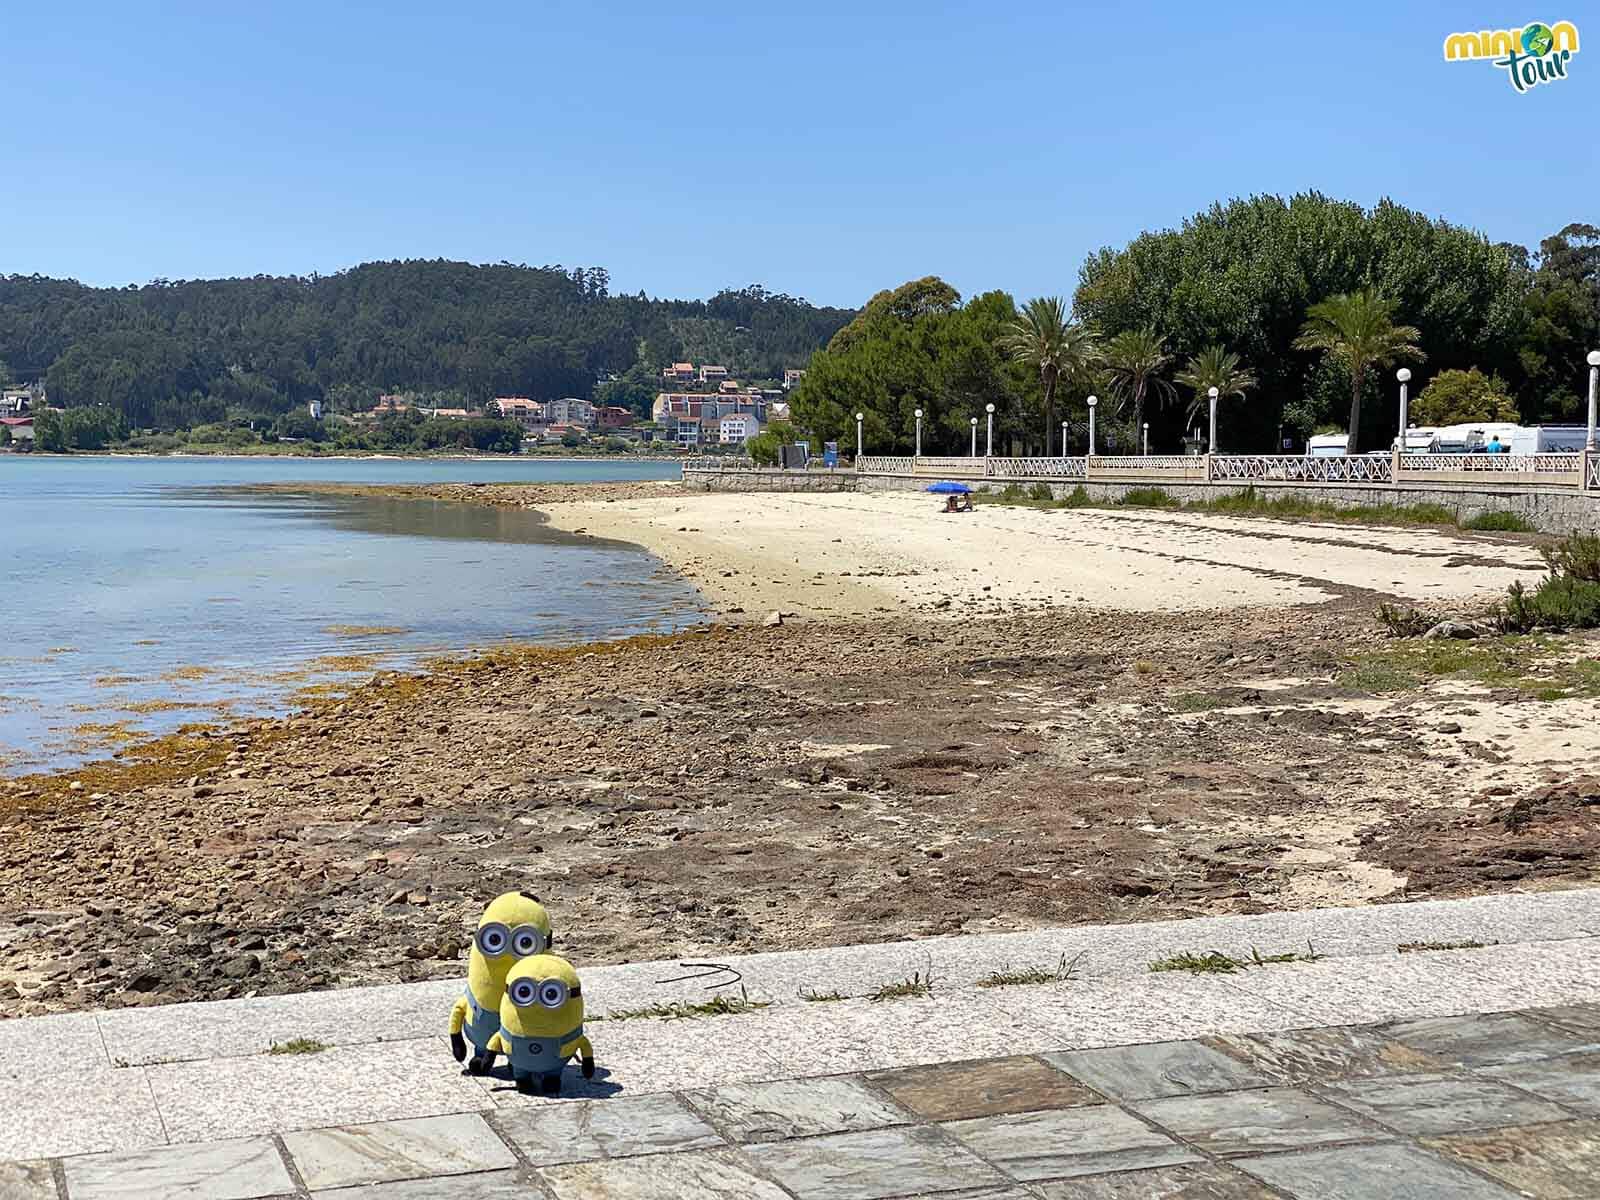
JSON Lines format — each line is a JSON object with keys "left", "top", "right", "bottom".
{"left": 1, "top": 456, "right": 700, "bottom": 774}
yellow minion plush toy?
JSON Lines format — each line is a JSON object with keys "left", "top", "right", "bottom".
{"left": 448, "top": 891, "right": 552, "bottom": 1073}
{"left": 485, "top": 954, "right": 594, "bottom": 1095}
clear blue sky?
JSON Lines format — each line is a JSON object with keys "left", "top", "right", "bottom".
{"left": 4, "top": 2, "right": 1592, "bottom": 308}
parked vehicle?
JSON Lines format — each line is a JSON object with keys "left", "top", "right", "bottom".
{"left": 1426, "top": 424, "right": 1586, "bottom": 454}
{"left": 1306, "top": 433, "right": 1348, "bottom": 457}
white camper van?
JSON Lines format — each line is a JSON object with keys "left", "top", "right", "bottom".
{"left": 1427, "top": 424, "right": 1587, "bottom": 454}
{"left": 1306, "top": 433, "right": 1348, "bottom": 457}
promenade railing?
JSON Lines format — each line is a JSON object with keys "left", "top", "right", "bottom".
{"left": 845, "top": 450, "right": 1600, "bottom": 494}
{"left": 1210, "top": 454, "right": 1393, "bottom": 484}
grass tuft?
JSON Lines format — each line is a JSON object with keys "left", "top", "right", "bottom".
{"left": 603, "top": 988, "right": 772, "bottom": 1022}
{"left": 1149, "top": 950, "right": 1243, "bottom": 975}
{"left": 1248, "top": 942, "right": 1324, "bottom": 966}
{"left": 1462, "top": 511, "right": 1536, "bottom": 533}
{"left": 976, "top": 953, "right": 1082, "bottom": 989}
{"left": 268, "top": 1038, "right": 329, "bottom": 1055}
{"left": 800, "top": 988, "right": 847, "bottom": 1002}
{"left": 870, "top": 969, "right": 935, "bottom": 1001}
{"left": 1397, "top": 939, "right": 1495, "bottom": 954}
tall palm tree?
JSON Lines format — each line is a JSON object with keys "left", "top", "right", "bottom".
{"left": 1103, "top": 327, "right": 1176, "bottom": 444}
{"left": 999, "top": 296, "right": 1099, "bottom": 452}
{"left": 1293, "top": 290, "right": 1424, "bottom": 454}
{"left": 1175, "top": 345, "right": 1258, "bottom": 437}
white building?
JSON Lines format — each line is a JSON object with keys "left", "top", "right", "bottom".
{"left": 308, "top": 398, "right": 323, "bottom": 420}
{"left": 544, "top": 398, "right": 595, "bottom": 428}
{"left": 719, "top": 413, "right": 762, "bottom": 445}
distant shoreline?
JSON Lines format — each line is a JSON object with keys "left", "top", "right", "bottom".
{"left": 8, "top": 449, "right": 685, "bottom": 464}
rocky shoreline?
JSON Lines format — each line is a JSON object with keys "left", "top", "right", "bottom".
{"left": 4, "top": 588, "right": 1597, "bottom": 1018}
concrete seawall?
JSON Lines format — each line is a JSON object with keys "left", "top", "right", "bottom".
{"left": 683, "top": 467, "right": 1600, "bottom": 534}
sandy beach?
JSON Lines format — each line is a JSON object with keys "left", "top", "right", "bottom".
{"left": 539, "top": 488, "right": 1548, "bottom": 619}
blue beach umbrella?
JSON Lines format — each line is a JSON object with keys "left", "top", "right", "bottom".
{"left": 925, "top": 481, "right": 971, "bottom": 494}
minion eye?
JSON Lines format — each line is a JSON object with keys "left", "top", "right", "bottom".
{"left": 538, "top": 980, "right": 569, "bottom": 1009}
{"left": 476, "top": 923, "right": 510, "bottom": 956}
{"left": 511, "top": 926, "right": 546, "bottom": 956}
{"left": 509, "top": 979, "right": 537, "bottom": 1007}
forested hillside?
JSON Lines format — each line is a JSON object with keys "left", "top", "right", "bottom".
{"left": 0, "top": 261, "right": 853, "bottom": 429}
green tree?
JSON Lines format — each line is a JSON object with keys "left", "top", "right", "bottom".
{"left": 0, "top": 424, "right": 11, "bottom": 447}
{"left": 1174, "top": 345, "right": 1257, "bottom": 436}
{"left": 1294, "top": 291, "right": 1424, "bottom": 453}
{"left": 1075, "top": 194, "right": 1523, "bottom": 449}
{"left": 31, "top": 408, "right": 65, "bottom": 451}
{"left": 1102, "top": 328, "right": 1176, "bottom": 445}
{"left": 999, "top": 297, "right": 1098, "bottom": 451}
{"left": 59, "top": 404, "right": 129, "bottom": 450}
{"left": 746, "top": 422, "right": 792, "bottom": 465}
{"left": 1411, "top": 368, "right": 1520, "bottom": 426}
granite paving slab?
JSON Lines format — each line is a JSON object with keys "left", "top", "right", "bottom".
{"left": 1030, "top": 1162, "right": 1278, "bottom": 1198}
{"left": 990, "top": 974, "right": 1316, "bottom": 1048}
{"left": 1237, "top": 1141, "right": 1521, "bottom": 1199}
{"left": 1530, "top": 1001, "right": 1600, "bottom": 1037}
{"left": 472, "top": 1012, "right": 785, "bottom": 1107}
{"left": 1199, "top": 1026, "right": 1444, "bottom": 1085}
{"left": 0, "top": 1064, "right": 166, "bottom": 1160}
{"left": 942, "top": 1105, "right": 1197, "bottom": 1182}
{"left": 282, "top": 1114, "right": 514, "bottom": 1190}
{"left": 491, "top": 1093, "right": 723, "bottom": 1164}
{"left": 310, "top": 1169, "right": 543, "bottom": 1199}
{"left": 0, "top": 1159, "right": 59, "bottom": 1200}
{"left": 146, "top": 1038, "right": 491, "bottom": 1143}
{"left": 869, "top": 1055, "right": 1101, "bottom": 1122}
{"left": 685, "top": 1075, "right": 909, "bottom": 1143}
{"left": 743, "top": 1124, "right": 1005, "bottom": 1200}
{"left": 95, "top": 981, "right": 459, "bottom": 1068}
{"left": 538, "top": 1146, "right": 795, "bottom": 1199}
{"left": 1131, "top": 1087, "right": 1384, "bottom": 1157}
{"left": 1041, "top": 1041, "right": 1272, "bottom": 1101}
{"left": 1480, "top": 1051, "right": 1600, "bottom": 1116}
{"left": 1381, "top": 1011, "right": 1600, "bottom": 1067}
{"left": 1316, "top": 1072, "right": 1572, "bottom": 1135}
{"left": 0, "top": 1013, "right": 107, "bottom": 1072}
{"left": 1421, "top": 1119, "right": 1600, "bottom": 1198}
{"left": 62, "top": 1137, "right": 294, "bottom": 1200}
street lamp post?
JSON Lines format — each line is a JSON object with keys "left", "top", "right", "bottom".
{"left": 1060, "top": 420, "right": 1068, "bottom": 457}
{"left": 1587, "top": 352, "right": 1600, "bottom": 452}
{"left": 855, "top": 411, "right": 864, "bottom": 460}
{"left": 914, "top": 408, "right": 923, "bottom": 458}
{"left": 1397, "top": 368, "right": 1412, "bottom": 453}
{"left": 1086, "top": 395, "right": 1098, "bottom": 456}
{"left": 1207, "top": 386, "right": 1220, "bottom": 455}
{"left": 969, "top": 417, "right": 978, "bottom": 458}
{"left": 985, "top": 403, "right": 995, "bottom": 457}
{"left": 1142, "top": 423, "right": 1150, "bottom": 457}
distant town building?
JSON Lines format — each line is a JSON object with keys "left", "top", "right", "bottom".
{"left": 430, "top": 407, "right": 473, "bottom": 420}
{"left": 544, "top": 398, "right": 595, "bottom": 428}
{"left": 662, "top": 362, "right": 697, "bottom": 383}
{"left": 719, "top": 412, "right": 761, "bottom": 445}
{"left": 308, "top": 398, "right": 323, "bottom": 420}
{"left": 1, "top": 416, "right": 34, "bottom": 444}
{"left": 493, "top": 397, "right": 547, "bottom": 432}
{"left": 653, "top": 392, "right": 767, "bottom": 425}
{"left": 768, "top": 401, "right": 792, "bottom": 423}
{"left": 783, "top": 368, "right": 806, "bottom": 390}
{"left": 0, "top": 391, "right": 31, "bottom": 416}
{"left": 698, "top": 365, "right": 729, "bottom": 384}
{"left": 595, "top": 405, "right": 634, "bottom": 430}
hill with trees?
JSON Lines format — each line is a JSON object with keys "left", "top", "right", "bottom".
{"left": 0, "top": 261, "right": 853, "bottom": 431}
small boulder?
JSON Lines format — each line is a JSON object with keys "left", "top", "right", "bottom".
{"left": 763, "top": 611, "right": 784, "bottom": 627}
{"left": 1423, "top": 620, "right": 1480, "bottom": 641}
